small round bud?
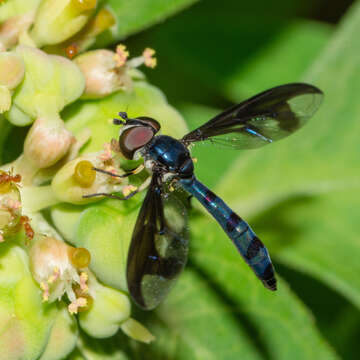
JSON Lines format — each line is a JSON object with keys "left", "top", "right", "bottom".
{"left": 74, "top": 49, "right": 132, "bottom": 98}
{"left": 69, "top": 246, "right": 91, "bottom": 268}
{"left": 73, "top": 160, "right": 96, "bottom": 188}
{"left": 31, "top": 0, "right": 97, "bottom": 47}
{"left": 24, "top": 115, "right": 74, "bottom": 169}
{"left": 0, "top": 12, "right": 35, "bottom": 49}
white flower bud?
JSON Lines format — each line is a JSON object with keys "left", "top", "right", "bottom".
{"left": 24, "top": 114, "right": 74, "bottom": 169}
{"left": 74, "top": 49, "right": 132, "bottom": 98}
{"left": 0, "top": 11, "right": 35, "bottom": 49}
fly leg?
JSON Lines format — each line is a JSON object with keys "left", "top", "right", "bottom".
{"left": 92, "top": 164, "right": 144, "bottom": 178}
{"left": 82, "top": 172, "right": 151, "bottom": 201}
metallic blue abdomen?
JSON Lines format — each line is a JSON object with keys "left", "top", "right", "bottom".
{"left": 148, "top": 135, "right": 193, "bottom": 177}
{"left": 179, "top": 176, "right": 276, "bottom": 291}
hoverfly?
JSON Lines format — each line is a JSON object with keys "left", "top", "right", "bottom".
{"left": 85, "top": 83, "right": 323, "bottom": 309}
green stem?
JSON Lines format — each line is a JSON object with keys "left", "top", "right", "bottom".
{"left": 21, "top": 185, "right": 60, "bottom": 213}
{"left": 4, "top": 154, "right": 39, "bottom": 185}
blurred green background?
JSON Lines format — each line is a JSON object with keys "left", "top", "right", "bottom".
{"left": 114, "top": 0, "right": 360, "bottom": 359}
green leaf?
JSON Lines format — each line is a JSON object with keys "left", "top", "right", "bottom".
{"left": 225, "top": 20, "right": 332, "bottom": 99}
{"left": 212, "top": 1, "right": 360, "bottom": 309}
{"left": 189, "top": 216, "right": 338, "bottom": 359}
{"left": 255, "top": 190, "right": 360, "bottom": 309}
{"left": 125, "top": 0, "right": 323, "bottom": 106}
{"left": 94, "top": 0, "right": 199, "bottom": 46}
{"left": 133, "top": 270, "right": 262, "bottom": 360}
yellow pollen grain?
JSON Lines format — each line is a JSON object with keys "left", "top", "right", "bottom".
{"left": 40, "top": 282, "right": 49, "bottom": 302}
{"left": 47, "top": 267, "right": 60, "bottom": 284}
{"left": 77, "top": 295, "right": 93, "bottom": 312}
{"left": 79, "top": 272, "right": 89, "bottom": 293}
{"left": 74, "top": 160, "right": 96, "bottom": 188}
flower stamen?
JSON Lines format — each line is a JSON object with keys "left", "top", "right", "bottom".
{"left": 143, "top": 48, "right": 157, "bottom": 68}
{"left": 40, "top": 282, "right": 50, "bottom": 302}
{"left": 68, "top": 297, "right": 87, "bottom": 314}
{"left": 114, "top": 44, "right": 129, "bottom": 68}
{"left": 79, "top": 272, "right": 89, "bottom": 294}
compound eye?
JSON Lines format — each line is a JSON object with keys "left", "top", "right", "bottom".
{"left": 136, "top": 117, "right": 161, "bottom": 133}
{"left": 120, "top": 126, "right": 154, "bottom": 159}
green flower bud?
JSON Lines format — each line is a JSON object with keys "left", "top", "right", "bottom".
{"left": 11, "top": 45, "right": 85, "bottom": 120}
{"left": 4, "top": 103, "right": 31, "bottom": 126}
{"left": 74, "top": 197, "right": 139, "bottom": 291}
{"left": 24, "top": 114, "right": 74, "bottom": 169}
{"left": 39, "top": 305, "right": 78, "bottom": 360}
{"left": 45, "top": 7, "right": 116, "bottom": 58}
{"left": 30, "top": 0, "right": 97, "bottom": 47}
{"left": 50, "top": 203, "right": 84, "bottom": 242}
{"left": 120, "top": 318, "right": 155, "bottom": 344}
{"left": 51, "top": 154, "right": 128, "bottom": 205}
{"left": 0, "top": 51, "right": 24, "bottom": 113}
{"left": 0, "top": 0, "right": 41, "bottom": 23}
{"left": 0, "top": 11, "right": 36, "bottom": 49}
{"left": 79, "top": 271, "right": 131, "bottom": 338}
{"left": 0, "top": 243, "right": 57, "bottom": 360}
{"left": 74, "top": 49, "right": 132, "bottom": 99}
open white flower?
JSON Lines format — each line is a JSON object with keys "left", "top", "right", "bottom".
{"left": 29, "top": 235, "right": 91, "bottom": 314}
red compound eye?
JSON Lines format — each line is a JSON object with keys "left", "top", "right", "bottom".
{"left": 120, "top": 126, "right": 154, "bottom": 159}
{"left": 136, "top": 117, "right": 161, "bottom": 132}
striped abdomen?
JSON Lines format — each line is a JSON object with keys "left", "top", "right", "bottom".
{"left": 179, "top": 176, "right": 276, "bottom": 291}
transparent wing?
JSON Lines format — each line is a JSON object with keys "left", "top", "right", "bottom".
{"left": 126, "top": 174, "right": 188, "bottom": 310}
{"left": 182, "top": 83, "right": 323, "bottom": 149}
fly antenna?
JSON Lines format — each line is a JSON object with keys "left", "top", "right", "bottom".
{"left": 113, "top": 111, "right": 128, "bottom": 125}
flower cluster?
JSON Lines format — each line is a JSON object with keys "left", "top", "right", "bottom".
{"left": 0, "top": 0, "right": 188, "bottom": 359}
